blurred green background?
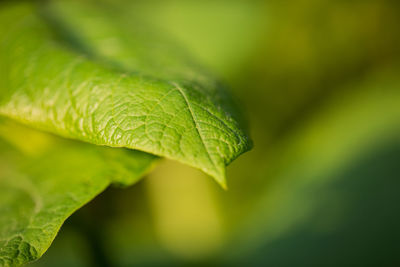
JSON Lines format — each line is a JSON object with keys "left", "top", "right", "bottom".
{"left": 28, "top": 0, "right": 400, "bottom": 266}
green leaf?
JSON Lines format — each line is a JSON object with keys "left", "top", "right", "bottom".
{"left": 0, "top": 119, "right": 157, "bottom": 266}
{"left": 0, "top": 1, "right": 251, "bottom": 188}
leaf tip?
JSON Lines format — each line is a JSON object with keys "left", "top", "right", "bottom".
{"left": 211, "top": 168, "right": 228, "bottom": 190}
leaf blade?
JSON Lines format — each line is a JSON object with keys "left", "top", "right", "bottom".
{"left": 0, "top": 1, "right": 252, "bottom": 187}
{"left": 0, "top": 119, "right": 156, "bottom": 266}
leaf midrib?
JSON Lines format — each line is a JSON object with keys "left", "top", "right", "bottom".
{"left": 171, "top": 82, "right": 221, "bottom": 179}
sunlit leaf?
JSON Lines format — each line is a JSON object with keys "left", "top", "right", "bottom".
{"left": 0, "top": 119, "right": 156, "bottom": 266}
{"left": 0, "top": 1, "right": 251, "bottom": 188}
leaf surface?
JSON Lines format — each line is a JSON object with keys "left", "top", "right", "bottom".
{"left": 0, "top": 119, "right": 156, "bottom": 267}
{"left": 0, "top": 1, "right": 252, "bottom": 187}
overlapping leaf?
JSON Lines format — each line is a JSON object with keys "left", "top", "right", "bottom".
{"left": 0, "top": 1, "right": 251, "bottom": 265}
{"left": 0, "top": 1, "right": 251, "bottom": 188}
{"left": 0, "top": 119, "right": 156, "bottom": 266}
